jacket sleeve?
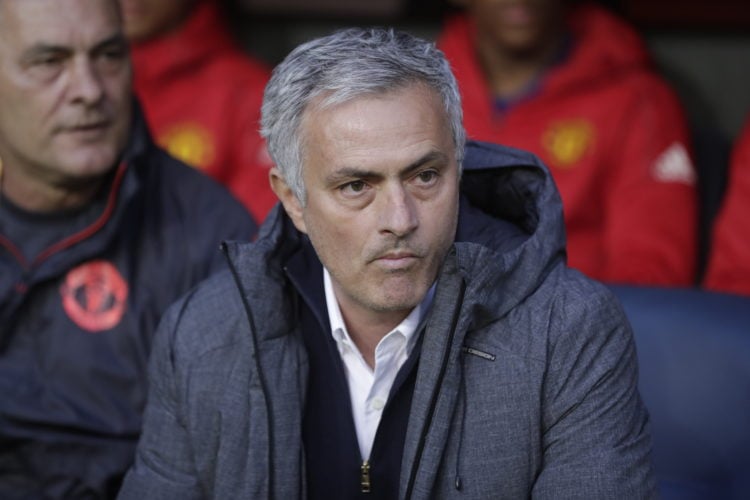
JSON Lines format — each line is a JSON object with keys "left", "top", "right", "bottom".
{"left": 601, "top": 77, "right": 697, "bottom": 285}
{"left": 704, "top": 116, "right": 750, "bottom": 294}
{"left": 118, "top": 297, "right": 203, "bottom": 499}
{"left": 531, "top": 283, "right": 656, "bottom": 499}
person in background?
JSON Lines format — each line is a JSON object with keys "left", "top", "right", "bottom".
{"left": 0, "top": 0, "right": 256, "bottom": 497}
{"left": 704, "top": 116, "right": 750, "bottom": 295}
{"left": 438, "top": 0, "right": 697, "bottom": 285}
{"left": 121, "top": 0, "right": 276, "bottom": 224}
{"left": 118, "top": 27, "right": 654, "bottom": 498}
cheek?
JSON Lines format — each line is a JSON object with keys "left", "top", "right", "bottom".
{"left": 304, "top": 207, "right": 367, "bottom": 261}
{"left": 424, "top": 191, "right": 459, "bottom": 242}
{"left": 106, "top": 72, "right": 132, "bottom": 104}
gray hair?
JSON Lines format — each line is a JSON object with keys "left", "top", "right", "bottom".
{"left": 260, "top": 27, "right": 465, "bottom": 202}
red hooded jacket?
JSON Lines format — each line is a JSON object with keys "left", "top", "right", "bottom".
{"left": 438, "top": 4, "right": 697, "bottom": 285}
{"left": 704, "top": 117, "right": 750, "bottom": 295}
{"left": 131, "top": 1, "right": 275, "bottom": 224}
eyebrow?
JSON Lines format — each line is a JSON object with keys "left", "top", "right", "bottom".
{"left": 21, "top": 33, "right": 127, "bottom": 61}
{"left": 91, "top": 34, "right": 128, "bottom": 52}
{"left": 324, "top": 150, "right": 450, "bottom": 185}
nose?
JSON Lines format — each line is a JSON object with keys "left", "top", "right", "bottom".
{"left": 69, "top": 57, "right": 105, "bottom": 105}
{"left": 379, "top": 183, "right": 419, "bottom": 237}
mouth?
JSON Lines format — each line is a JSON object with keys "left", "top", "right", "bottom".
{"left": 373, "top": 252, "right": 421, "bottom": 270}
{"left": 68, "top": 121, "right": 110, "bottom": 131}
{"left": 59, "top": 120, "right": 112, "bottom": 139}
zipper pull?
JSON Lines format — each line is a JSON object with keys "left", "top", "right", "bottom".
{"left": 361, "top": 460, "right": 371, "bottom": 493}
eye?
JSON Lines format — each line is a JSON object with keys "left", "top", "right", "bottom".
{"left": 338, "top": 180, "right": 370, "bottom": 198}
{"left": 96, "top": 45, "right": 128, "bottom": 71}
{"left": 26, "top": 53, "right": 66, "bottom": 81}
{"left": 37, "top": 56, "right": 62, "bottom": 66}
{"left": 102, "top": 49, "right": 125, "bottom": 61}
{"left": 29, "top": 52, "right": 64, "bottom": 68}
{"left": 414, "top": 169, "right": 439, "bottom": 186}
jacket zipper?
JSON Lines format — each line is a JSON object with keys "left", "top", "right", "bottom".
{"left": 361, "top": 459, "right": 372, "bottom": 493}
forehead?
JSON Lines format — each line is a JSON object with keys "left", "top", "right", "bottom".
{"left": 302, "top": 84, "right": 453, "bottom": 165}
{"left": 0, "top": 0, "right": 121, "bottom": 49}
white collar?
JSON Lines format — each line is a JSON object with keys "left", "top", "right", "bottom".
{"left": 323, "top": 267, "right": 435, "bottom": 354}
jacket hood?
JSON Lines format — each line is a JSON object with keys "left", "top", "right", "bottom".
{"left": 452, "top": 141, "right": 566, "bottom": 325}
{"left": 439, "top": 3, "right": 653, "bottom": 97}
{"left": 562, "top": 3, "right": 651, "bottom": 82}
{"left": 130, "top": 1, "right": 237, "bottom": 85}
{"left": 224, "top": 140, "right": 567, "bottom": 335}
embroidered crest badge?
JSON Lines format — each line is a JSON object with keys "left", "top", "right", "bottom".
{"left": 60, "top": 260, "right": 129, "bottom": 332}
{"left": 159, "top": 122, "right": 215, "bottom": 169}
{"left": 542, "top": 119, "right": 594, "bottom": 168}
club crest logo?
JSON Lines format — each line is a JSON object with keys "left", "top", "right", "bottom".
{"left": 60, "top": 260, "right": 129, "bottom": 333}
{"left": 542, "top": 119, "right": 595, "bottom": 168}
{"left": 159, "top": 123, "right": 215, "bottom": 169}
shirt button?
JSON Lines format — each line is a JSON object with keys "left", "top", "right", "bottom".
{"left": 372, "top": 398, "right": 385, "bottom": 411}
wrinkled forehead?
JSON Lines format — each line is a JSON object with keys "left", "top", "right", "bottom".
{"left": 0, "top": 0, "right": 122, "bottom": 50}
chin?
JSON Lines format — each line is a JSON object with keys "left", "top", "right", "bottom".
{"left": 376, "top": 286, "right": 428, "bottom": 313}
{"left": 61, "top": 153, "right": 120, "bottom": 179}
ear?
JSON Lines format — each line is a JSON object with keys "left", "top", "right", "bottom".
{"left": 269, "top": 167, "right": 307, "bottom": 234}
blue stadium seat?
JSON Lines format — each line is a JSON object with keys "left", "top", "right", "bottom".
{"left": 609, "top": 285, "right": 750, "bottom": 499}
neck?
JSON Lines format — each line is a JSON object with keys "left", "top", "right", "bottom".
{"left": 475, "top": 32, "right": 564, "bottom": 99}
{"left": 0, "top": 163, "right": 106, "bottom": 213}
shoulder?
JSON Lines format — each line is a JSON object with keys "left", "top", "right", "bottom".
{"left": 532, "top": 267, "right": 635, "bottom": 376}
{"left": 546, "top": 267, "right": 624, "bottom": 319}
{"left": 623, "top": 70, "right": 685, "bottom": 112}
{"left": 488, "top": 265, "right": 632, "bottom": 366}
{"left": 159, "top": 269, "right": 249, "bottom": 363}
{"left": 136, "top": 147, "right": 257, "bottom": 234}
{"left": 539, "top": 267, "right": 628, "bottom": 337}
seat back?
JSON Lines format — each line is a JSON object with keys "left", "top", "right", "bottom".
{"left": 610, "top": 285, "right": 750, "bottom": 499}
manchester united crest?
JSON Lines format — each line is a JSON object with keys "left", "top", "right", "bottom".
{"left": 60, "top": 260, "right": 129, "bottom": 333}
{"left": 542, "top": 119, "right": 595, "bottom": 168}
{"left": 159, "top": 122, "right": 215, "bottom": 170}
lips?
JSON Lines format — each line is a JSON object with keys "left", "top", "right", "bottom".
{"left": 68, "top": 121, "right": 109, "bottom": 131}
{"left": 378, "top": 252, "right": 417, "bottom": 260}
{"left": 56, "top": 119, "right": 112, "bottom": 138}
{"left": 372, "top": 251, "right": 421, "bottom": 271}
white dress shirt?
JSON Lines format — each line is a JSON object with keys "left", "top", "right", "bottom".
{"left": 323, "top": 268, "right": 435, "bottom": 460}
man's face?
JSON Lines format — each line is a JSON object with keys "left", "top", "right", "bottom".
{"left": 119, "top": 0, "right": 196, "bottom": 42}
{"left": 0, "top": 0, "right": 132, "bottom": 190}
{"left": 466, "top": 0, "right": 564, "bottom": 54}
{"left": 278, "top": 84, "right": 460, "bottom": 327}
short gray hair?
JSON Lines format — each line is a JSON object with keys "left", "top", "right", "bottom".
{"left": 260, "top": 27, "right": 465, "bottom": 202}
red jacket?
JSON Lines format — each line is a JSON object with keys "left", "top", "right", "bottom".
{"left": 704, "top": 118, "right": 750, "bottom": 295}
{"left": 438, "top": 4, "right": 697, "bottom": 285}
{"left": 131, "top": 1, "right": 275, "bottom": 224}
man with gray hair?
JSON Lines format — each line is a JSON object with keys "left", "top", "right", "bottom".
{"left": 0, "top": 0, "right": 255, "bottom": 497}
{"left": 119, "top": 28, "right": 655, "bottom": 498}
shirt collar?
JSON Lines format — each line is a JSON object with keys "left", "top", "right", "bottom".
{"left": 323, "top": 267, "right": 435, "bottom": 353}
